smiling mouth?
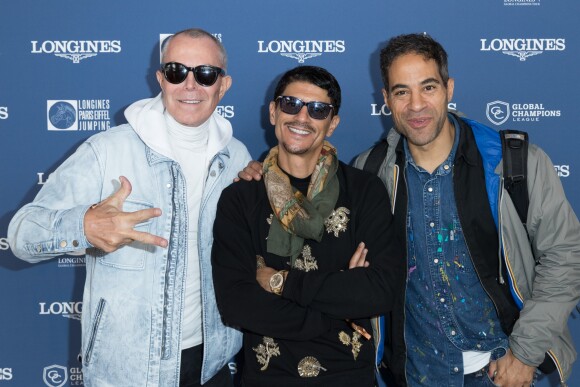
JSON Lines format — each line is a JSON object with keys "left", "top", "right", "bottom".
{"left": 179, "top": 99, "right": 201, "bottom": 104}
{"left": 287, "top": 123, "right": 312, "bottom": 135}
{"left": 407, "top": 117, "right": 431, "bottom": 128}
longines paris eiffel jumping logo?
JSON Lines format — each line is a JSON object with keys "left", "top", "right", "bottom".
{"left": 47, "top": 100, "right": 111, "bottom": 131}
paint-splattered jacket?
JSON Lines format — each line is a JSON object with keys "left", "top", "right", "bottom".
{"left": 354, "top": 114, "right": 580, "bottom": 386}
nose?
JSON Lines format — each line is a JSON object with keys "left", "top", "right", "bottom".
{"left": 294, "top": 104, "right": 311, "bottom": 121}
{"left": 409, "top": 92, "right": 426, "bottom": 111}
{"left": 184, "top": 71, "right": 198, "bottom": 90}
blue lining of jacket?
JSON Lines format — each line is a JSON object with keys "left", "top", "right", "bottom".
{"left": 462, "top": 117, "right": 524, "bottom": 309}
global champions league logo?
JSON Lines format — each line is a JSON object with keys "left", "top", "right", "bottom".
{"left": 43, "top": 365, "right": 68, "bottom": 387}
{"left": 43, "top": 364, "right": 83, "bottom": 386}
{"left": 486, "top": 100, "right": 561, "bottom": 126}
{"left": 258, "top": 40, "right": 345, "bottom": 63}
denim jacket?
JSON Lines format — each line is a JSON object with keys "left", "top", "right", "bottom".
{"left": 8, "top": 96, "right": 251, "bottom": 386}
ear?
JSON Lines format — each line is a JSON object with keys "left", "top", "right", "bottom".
{"left": 218, "top": 75, "right": 232, "bottom": 99}
{"left": 326, "top": 114, "right": 340, "bottom": 137}
{"left": 446, "top": 78, "right": 455, "bottom": 102}
{"left": 156, "top": 70, "right": 164, "bottom": 90}
{"left": 382, "top": 88, "right": 390, "bottom": 110}
{"left": 269, "top": 101, "right": 277, "bottom": 125}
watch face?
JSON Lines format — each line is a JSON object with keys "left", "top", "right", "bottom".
{"left": 270, "top": 273, "right": 283, "bottom": 289}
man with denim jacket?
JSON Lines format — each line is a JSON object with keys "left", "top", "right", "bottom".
{"left": 352, "top": 34, "right": 580, "bottom": 387}
{"left": 8, "top": 28, "right": 251, "bottom": 387}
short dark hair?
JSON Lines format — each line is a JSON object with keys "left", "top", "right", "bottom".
{"left": 380, "top": 33, "right": 449, "bottom": 93}
{"left": 273, "top": 66, "right": 341, "bottom": 115}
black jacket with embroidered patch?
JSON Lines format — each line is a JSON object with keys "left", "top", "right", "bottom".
{"left": 212, "top": 161, "right": 405, "bottom": 387}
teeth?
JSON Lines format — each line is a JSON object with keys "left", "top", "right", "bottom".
{"left": 289, "top": 126, "right": 309, "bottom": 135}
{"left": 181, "top": 100, "right": 201, "bottom": 104}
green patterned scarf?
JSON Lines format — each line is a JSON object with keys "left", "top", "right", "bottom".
{"left": 263, "top": 141, "right": 339, "bottom": 264}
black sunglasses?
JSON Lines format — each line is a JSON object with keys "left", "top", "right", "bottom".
{"left": 160, "top": 62, "right": 225, "bottom": 87}
{"left": 275, "top": 96, "right": 335, "bottom": 120}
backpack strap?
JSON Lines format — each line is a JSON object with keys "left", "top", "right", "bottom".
{"left": 363, "top": 138, "right": 389, "bottom": 176}
{"left": 500, "top": 130, "right": 529, "bottom": 229}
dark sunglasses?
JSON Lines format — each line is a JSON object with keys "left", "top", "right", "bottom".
{"left": 276, "top": 96, "right": 335, "bottom": 120}
{"left": 160, "top": 62, "right": 225, "bottom": 86}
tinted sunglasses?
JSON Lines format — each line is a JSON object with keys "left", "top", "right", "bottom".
{"left": 161, "top": 62, "right": 225, "bottom": 86}
{"left": 276, "top": 96, "right": 335, "bottom": 120}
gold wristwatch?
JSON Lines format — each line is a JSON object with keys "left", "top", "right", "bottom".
{"left": 269, "top": 270, "right": 288, "bottom": 295}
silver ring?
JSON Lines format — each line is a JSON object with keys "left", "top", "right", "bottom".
{"left": 493, "top": 370, "right": 498, "bottom": 377}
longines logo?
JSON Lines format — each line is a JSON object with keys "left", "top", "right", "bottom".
{"left": 504, "top": 0, "right": 540, "bottom": 5}
{"left": 0, "top": 106, "right": 7, "bottom": 119}
{"left": 31, "top": 40, "right": 121, "bottom": 63}
{"left": 216, "top": 105, "right": 234, "bottom": 119}
{"left": 480, "top": 38, "right": 565, "bottom": 61}
{"left": 39, "top": 301, "right": 82, "bottom": 321}
{"left": 554, "top": 165, "right": 570, "bottom": 178}
{"left": 58, "top": 256, "right": 87, "bottom": 268}
{"left": 257, "top": 40, "right": 345, "bottom": 63}
{"left": 47, "top": 99, "right": 111, "bottom": 131}
{"left": 0, "top": 238, "right": 9, "bottom": 251}
{"left": 486, "top": 100, "right": 561, "bottom": 125}
{"left": 371, "top": 102, "right": 457, "bottom": 116}
{"left": 38, "top": 172, "right": 49, "bottom": 185}
{"left": 0, "top": 368, "right": 12, "bottom": 381}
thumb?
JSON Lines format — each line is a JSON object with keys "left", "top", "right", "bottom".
{"left": 110, "top": 176, "right": 132, "bottom": 205}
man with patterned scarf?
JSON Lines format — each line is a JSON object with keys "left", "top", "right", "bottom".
{"left": 211, "top": 66, "right": 405, "bottom": 386}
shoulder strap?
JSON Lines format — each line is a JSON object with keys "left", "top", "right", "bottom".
{"left": 500, "top": 129, "right": 529, "bottom": 228}
{"left": 362, "top": 138, "right": 389, "bottom": 175}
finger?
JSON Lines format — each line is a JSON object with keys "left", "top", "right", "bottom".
{"left": 237, "top": 170, "right": 255, "bottom": 181}
{"left": 487, "top": 361, "right": 497, "bottom": 379}
{"left": 358, "top": 249, "right": 369, "bottom": 267}
{"left": 129, "top": 229, "right": 168, "bottom": 248}
{"left": 126, "top": 207, "right": 163, "bottom": 224}
{"left": 245, "top": 161, "right": 264, "bottom": 181}
{"left": 348, "top": 242, "right": 366, "bottom": 269}
{"left": 107, "top": 176, "right": 133, "bottom": 207}
{"left": 249, "top": 161, "right": 263, "bottom": 171}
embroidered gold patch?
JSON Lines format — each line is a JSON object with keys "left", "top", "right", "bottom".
{"left": 294, "top": 245, "right": 318, "bottom": 272}
{"left": 253, "top": 337, "right": 280, "bottom": 371}
{"left": 297, "top": 356, "right": 326, "bottom": 377}
{"left": 339, "top": 330, "right": 363, "bottom": 360}
{"left": 324, "top": 207, "right": 350, "bottom": 237}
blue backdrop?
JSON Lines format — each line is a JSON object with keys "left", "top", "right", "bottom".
{"left": 1, "top": 1, "right": 579, "bottom": 386}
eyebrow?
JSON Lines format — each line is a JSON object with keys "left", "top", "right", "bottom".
{"left": 390, "top": 77, "right": 441, "bottom": 93}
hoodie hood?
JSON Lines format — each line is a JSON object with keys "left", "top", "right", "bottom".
{"left": 124, "top": 93, "right": 233, "bottom": 161}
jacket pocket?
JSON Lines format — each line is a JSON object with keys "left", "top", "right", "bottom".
{"left": 97, "top": 199, "right": 154, "bottom": 270}
{"left": 84, "top": 298, "right": 107, "bottom": 365}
